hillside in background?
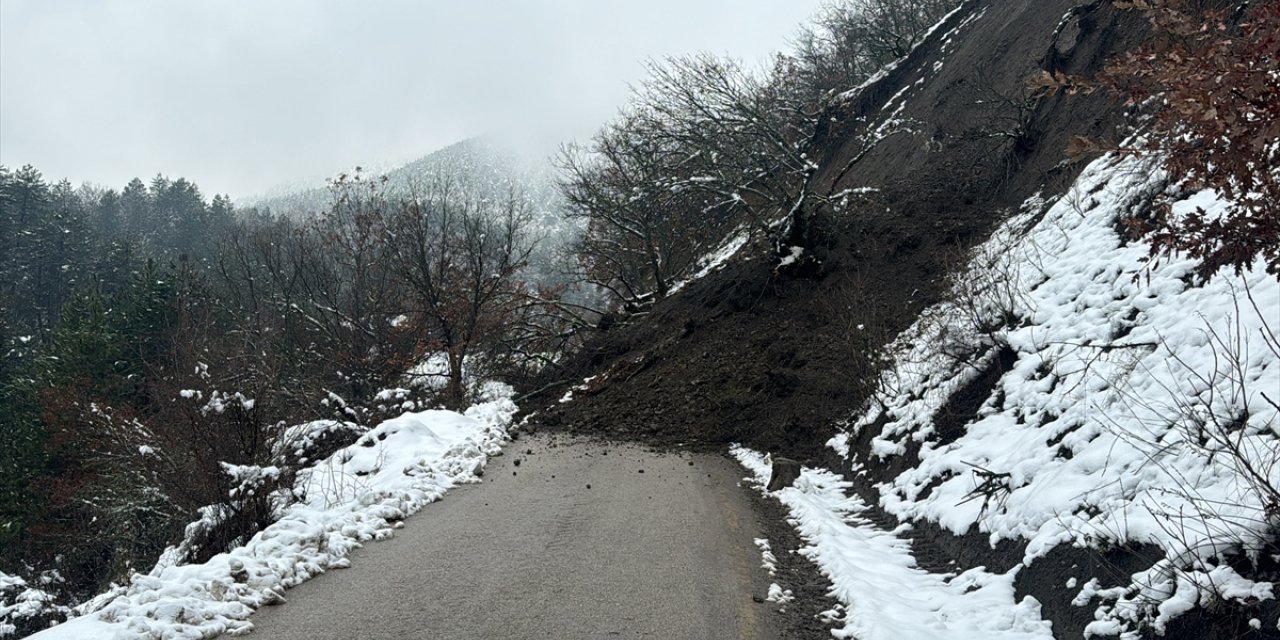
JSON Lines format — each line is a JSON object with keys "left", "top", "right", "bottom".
{"left": 250, "top": 137, "right": 580, "bottom": 282}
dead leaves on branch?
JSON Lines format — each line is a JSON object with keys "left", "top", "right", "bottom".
{"left": 1050, "top": 0, "right": 1280, "bottom": 279}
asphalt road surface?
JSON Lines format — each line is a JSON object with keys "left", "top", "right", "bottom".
{"left": 245, "top": 432, "right": 783, "bottom": 639}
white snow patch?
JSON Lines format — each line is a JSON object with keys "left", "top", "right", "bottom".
{"left": 733, "top": 446, "right": 1052, "bottom": 640}
{"left": 767, "top": 583, "right": 795, "bottom": 607}
{"left": 838, "top": 151, "right": 1280, "bottom": 635}
{"left": 777, "top": 246, "right": 805, "bottom": 269}
{"left": 754, "top": 538, "right": 778, "bottom": 576}
{"left": 669, "top": 231, "right": 750, "bottom": 295}
{"left": 26, "top": 385, "right": 517, "bottom": 640}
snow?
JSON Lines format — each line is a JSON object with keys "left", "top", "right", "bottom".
{"left": 18, "top": 616, "right": 114, "bottom": 640}
{"left": 755, "top": 537, "right": 795, "bottom": 610}
{"left": 273, "top": 420, "right": 363, "bottom": 465}
{"left": 832, "top": 152, "right": 1280, "bottom": 635}
{"left": 732, "top": 447, "right": 1052, "bottom": 640}
{"left": 401, "top": 352, "right": 456, "bottom": 391}
{"left": 556, "top": 375, "right": 598, "bottom": 405}
{"left": 753, "top": 538, "right": 778, "bottom": 575}
{"left": 371, "top": 388, "right": 419, "bottom": 414}
{"left": 198, "top": 391, "right": 254, "bottom": 416}
{"left": 692, "top": 232, "right": 749, "bottom": 279}
{"left": 668, "top": 231, "right": 750, "bottom": 295}
{"left": 23, "top": 384, "right": 517, "bottom": 640}
{"left": 766, "top": 583, "right": 795, "bottom": 608}
{"left": 777, "top": 246, "right": 805, "bottom": 269}
{"left": 1, "top": 573, "right": 70, "bottom": 638}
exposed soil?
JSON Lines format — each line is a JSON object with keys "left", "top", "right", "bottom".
{"left": 525, "top": 0, "right": 1150, "bottom": 460}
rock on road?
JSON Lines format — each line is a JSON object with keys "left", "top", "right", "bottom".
{"left": 245, "top": 432, "right": 784, "bottom": 639}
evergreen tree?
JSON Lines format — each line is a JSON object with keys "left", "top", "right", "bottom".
{"left": 208, "top": 194, "right": 234, "bottom": 241}
{"left": 94, "top": 188, "right": 123, "bottom": 238}
{"left": 1, "top": 166, "right": 52, "bottom": 331}
{"left": 121, "top": 177, "right": 152, "bottom": 242}
{"left": 0, "top": 305, "right": 46, "bottom": 550}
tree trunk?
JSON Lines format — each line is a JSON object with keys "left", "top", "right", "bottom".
{"left": 445, "top": 348, "right": 465, "bottom": 409}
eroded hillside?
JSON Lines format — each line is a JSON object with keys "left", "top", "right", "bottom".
{"left": 532, "top": 0, "right": 1148, "bottom": 456}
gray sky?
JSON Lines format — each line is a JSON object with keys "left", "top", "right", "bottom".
{"left": 0, "top": 0, "right": 823, "bottom": 201}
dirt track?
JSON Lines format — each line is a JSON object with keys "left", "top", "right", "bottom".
{"left": 244, "top": 433, "right": 794, "bottom": 639}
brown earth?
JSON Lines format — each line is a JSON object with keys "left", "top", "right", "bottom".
{"left": 525, "top": 0, "right": 1148, "bottom": 459}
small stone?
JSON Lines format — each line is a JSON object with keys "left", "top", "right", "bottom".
{"left": 514, "top": 459, "right": 521, "bottom": 467}
{"left": 638, "top": 469, "right": 644, "bottom": 474}
{"left": 766, "top": 457, "right": 802, "bottom": 491}
{"left": 586, "top": 484, "right": 592, "bottom": 489}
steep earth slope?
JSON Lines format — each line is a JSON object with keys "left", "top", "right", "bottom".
{"left": 532, "top": 0, "right": 1147, "bottom": 457}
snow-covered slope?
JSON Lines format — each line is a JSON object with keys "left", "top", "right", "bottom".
{"left": 741, "top": 150, "right": 1279, "bottom": 638}
{"left": 20, "top": 386, "right": 517, "bottom": 640}
{"left": 735, "top": 446, "right": 1054, "bottom": 640}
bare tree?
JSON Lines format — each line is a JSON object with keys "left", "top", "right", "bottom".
{"left": 558, "top": 53, "right": 827, "bottom": 305}
{"left": 389, "top": 176, "right": 538, "bottom": 406}
{"left": 558, "top": 112, "right": 727, "bottom": 302}
{"left": 632, "top": 54, "right": 826, "bottom": 252}
{"left": 792, "top": 0, "right": 957, "bottom": 100}
{"left": 317, "top": 171, "right": 413, "bottom": 398}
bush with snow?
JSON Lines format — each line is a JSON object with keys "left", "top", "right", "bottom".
{"left": 17, "top": 384, "right": 516, "bottom": 640}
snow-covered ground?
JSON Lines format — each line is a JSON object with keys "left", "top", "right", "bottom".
{"left": 735, "top": 447, "right": 1053, "bottom": 639}
{"left": 18, "top": 384, "right": 517, "bottom": 640}
{"left": 761, "top": 151, "right": 1279, "bottom": 638}
{"left": 0, "top": 574, "right": 67, "bottom": 638}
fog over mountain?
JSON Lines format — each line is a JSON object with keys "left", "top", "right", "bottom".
{"left": 0, "top": 0, "right": 821, "bottom": 200}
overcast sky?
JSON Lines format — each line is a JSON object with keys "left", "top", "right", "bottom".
{"left": 0, "top": 0, "right": 823, "bottom": 200}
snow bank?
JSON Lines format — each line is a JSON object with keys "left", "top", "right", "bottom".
{"left": 25, "top": 384, "right": 517, "bottom": 640}
{"left": 733, "top": 446, "right": 1052, "bottom": 639}
{"left": 838, "top": 152, "right": 1280, "bottom": 635}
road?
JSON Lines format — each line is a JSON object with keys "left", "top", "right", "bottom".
{"left": 245, "top": 432, "right": 783, "bottom": 639}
